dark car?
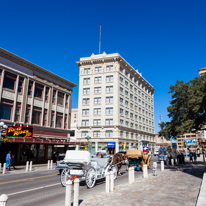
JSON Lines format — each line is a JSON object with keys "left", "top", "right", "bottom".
{"left": 55, "top": 153, "right": 69, "bottom": 174}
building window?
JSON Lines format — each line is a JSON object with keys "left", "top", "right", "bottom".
{"left": 120, "top": 131, "right": 123, "bottom": 137}
{"left": 95, "top": 67, "right": 102, "bottom": 73}
{"left": 64, "top": 114, "right": 67, "bottom": 129}
{"left": 134, "top": 88, "right": 137, "bottom": 93}
{"left": 83, "top": 98, "right": 90, "bottom": 105}
{"left": 131, "top": 133, "right": 133, "bottom": 138}
{"left": 56, "top": 112, "right": 63, "bottom": 128}
{"left": 82, "top": 109, "right": 89, "bottom": 116}
{"left": 106, "top": 107, "right": 113, "bottom": 114}
{"left": 25, "top": 105, "right": 30, "bottom": 123}
{"left": 130, "top": 103, "right": 133, "bottom": 109}
{"left": 94, "top": 97, "right": 101, "bottom": 104}
{"left": 106, "top": 130, "right": 113, "bottom": 137}
{"left": 94, "top": 131, "right": 100, "bottom": 137}
{"left": 134, "top": 79, "right": 137, "bottom": 84}
{"left": 94, "top": 87, "right": 101, "bottom": 94}
{"left": 125, "top": 90, "right": 128, "bottom": 97}
{"left": 28, "top": 81, "right": 33, "bottom": 96}
{"left": 32, "top": 107, "right": 42, "bottom": 125}
{"left": 130, "top": 94, "right": 133, "bottom": 100}
{"left": 83, "top": 88, "right": 90, "bottom": 94}
{"left": 65, "top": 95, "right": 69, "bottom": 107}
{"left": 83, "top": 78, "right": 90, "bottom": 84}
{"left": 106, "top": 119, "right": 113, "bottom": 125}
{"left": 120, "top": 119, "right": 124, "bottom": 126}
{"left": 84, "top": 68, "right": 90, "bottom": 74}
{"left": 106, "top": 96, "right": 113, "bottom": 104}
{"left": 94, "top": 77, "right": 101, "bottom": 83}
{"left": 131, "top": 123, "right": 134, "bottom": 128}
{"left": 126, "top": 121, "right": 129, "bottom": 127}
{"left": 106, "top": 65, "right": 113, "bottom": 72}
{"left": 43, "top": 109, "right": 47, "bottom": 126}
{"left": 106, "top": 86, "right": 113, "bottom": 93}
{"left": 57, "top": 92, "right": 64, "bottom": 106}
{"left": 50, "top": 111, "right": 55, "bottom": 127}
{"left": 130, "top": 84, "right": 133, "bottom": 90}
{"left": 34, "top": 84, "right": 44, "bottom": 99}
{"left": 135, "top": 115, "right": 137, "bottom": 121}
{"left": 82, "top": 120, "right": 89, "bottom": 126}
{"left": 134, "top": 96, "right": 137, "bottom": 102}
{"left": 126, "top": 132, "right": 129, "bottom": 138}
{"left": 120, "top": 87, "right": 123, "bottom": 94}
{"left": 120, "top": 108, "right": 124, "bottom": 115}
{"left": 139, "top": 117, "right": 141, "bottom": 122}
{"left": 82, "top": 131, "right": 88, "bottom": 137}
{"left": 135, "top": 124, "right": 138, "bottom": 129}
{"left": 3, "top": 72, "right": 16, "bottom": 91}
{"left": 135, "top": 106, "right": 137, "bottom": 111}
{"left": 120, "top": 77, "right": 123, "bottom": 83}
{"left": 120, "top": 67, "right": 123, "bottom": 73}
{"left": 45, "top": 88, "right": 49, "bottom": 102}
{"left": 120, "top": 98, "right": 123, "bottom": 105}
{"left": 106, "top": 75, "right": 113, "bottom": 82}
{"left": 0, "top": 99, "right": 13, "bottom": 120}
{"left": 94, "top": 119, "right": 101, "bottom": 125}
{"left": 125, "top": 110, "right": 129, "bottom": 117}
{"left": 52, "top": 90, "right": 56, "bottom": 104}
{"left": 125, "top": 81, "right": 128, "bottom": 87}
{"left": 18, "top": 77, "right": 24, "bottom": 93}
{"left": 94, "top": 108, "right": 101, "bottom": 115}
{"left": 130, "top": 113, "right": 133, "bottom": 119}
{"left": 14, "top": 102, "right": 21, "bottom": 122}
{"left": 125, "top": 71, "right": 128, "bottom": 77}
{"left": 125, "top": 100, "right": 128, "bottom": 107}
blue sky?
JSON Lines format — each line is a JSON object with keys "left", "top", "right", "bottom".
{"left": 1, "top": 0, "right": 206, "bottom": 133}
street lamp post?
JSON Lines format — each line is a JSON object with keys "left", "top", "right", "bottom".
{"left": 85, "top": 134, "right": 91, "bottom": 153}
{"left": 0, "top": 122, "right": 8, "bottom": 144}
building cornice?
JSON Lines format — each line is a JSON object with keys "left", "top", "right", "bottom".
{"left": 0, "top": 47, "right": 77, "bottom": 89}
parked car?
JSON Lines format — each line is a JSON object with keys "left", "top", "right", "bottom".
{"left": 55, "top": 153, "right": 69, "bottom": 174}
{"left": 154, "top": 150, "right": 159, "bottom": 156}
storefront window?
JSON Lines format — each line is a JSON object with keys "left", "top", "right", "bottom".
{"left": 37, "top": 144, "right": 45, "bottom": 161}
{"left": 30, "top": 144, "right": 37, "bottom": 161}
{"left": 20, "top": 144, "right": 30, "bottom": 162}
{"left": 48, "top": 145, "right": 52, "bottom": 159}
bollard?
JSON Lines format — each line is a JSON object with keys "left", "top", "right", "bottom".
{"left": 47, "top": 160, "right": 50, "bottom": 169}
{"left": 26, "top": 161, "right": 29, "bottom": 172}
{"left": 110, "top": 171, "right": 114, "bottom": 192}
{"left": 161, "top": 161, "right": 164, "bottom": 171}
{"left": 0, "top": 163, "right": 1, "bottom": 174}
{"left": 73, "top": 178, "right": 80, "bottom": 206}
{"left": 143, "top": 165, "right": 148, "bottom": 178}
{"left": 29, "top": 161, "right": 32, "bottom": 172}
{"left": 171, "top": 159, "right": 174, "bottom": 167}
{"left": 105, "top": 172, "right": 110, "bottom": 193}
{"left": 65, "top": 180, "right": 72, "bottom": 206}
{"left": 50, "top": 160, "right": 53, "bottom": 169}
{"left": 132, "top": 167, "right": 135, "bottom": 183}
{"left": 0, "top": 194, "right": 8, "bottom": 206}
{"left": 153, "top": 162, "right": 157, "bottom": 176}
{"left": 129, "top": 167, "right": 132, "bottom": 184}
{"left": 2, "top": 163, "right": 6, "bottom": 175}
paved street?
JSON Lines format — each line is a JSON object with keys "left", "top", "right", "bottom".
{"left": 0, "top": 156, "right": 159, "bottom": 206}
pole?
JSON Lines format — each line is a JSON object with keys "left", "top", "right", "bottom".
{"left": 65, "top": 180, "right": 72, "bottom": 206}
{"left": 73, "top": 178, "right": 80, "bottom": 206}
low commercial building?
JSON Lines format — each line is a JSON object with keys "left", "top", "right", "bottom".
{"left": 0, "top": 48, "right": 78, "bottom": 164}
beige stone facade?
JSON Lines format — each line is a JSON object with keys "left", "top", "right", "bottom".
{"left": 76, "top": 52, "right": 155, "bottom": 153}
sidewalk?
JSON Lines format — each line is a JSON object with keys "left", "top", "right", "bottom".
{"left": 80, "top": 160, "right": 206, "bottom": 206}
{"left": 0, "top": 163, "right": 55, "bottom": 174}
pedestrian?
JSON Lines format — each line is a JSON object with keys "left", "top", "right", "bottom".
{"left": 6, "top": 151, "right": 11, "bottom": 170}
{"left": 193, "top": 152, "right": 197, "bottom": 163}
{"left": 10, "top": 155, "right": 16, "bottom": 170}
{"left": 180, "top": 151, "right": 185, "bottom": 165}
{"left": 189, "top": 151, "right": 193, "bottom": 163}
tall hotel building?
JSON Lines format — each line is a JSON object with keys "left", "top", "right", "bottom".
{"left": 76, "top": 52, "right": 155, "bottom": 154}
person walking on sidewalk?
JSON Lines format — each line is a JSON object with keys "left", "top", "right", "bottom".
{"left": 6, "top": 151, "right": 11, "bottom": 170}
{"left": 9, "top": 155, "right": 16, "bottom": 170}
{"left": 189, "top": 151, "right": 193, "bottom": 163}
{"left": 193, "top": 152, "right": 197, "bottom": 163}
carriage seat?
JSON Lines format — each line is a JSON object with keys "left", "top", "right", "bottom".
{"left": 91, "top": 158, "right": 109, "bottom": 169}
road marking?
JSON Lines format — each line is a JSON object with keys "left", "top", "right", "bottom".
{"left": 7, "top": 183, "right": 61, "bottom": 196}
{"left": 0, "top": 174, "right": 57, "bottom": 185}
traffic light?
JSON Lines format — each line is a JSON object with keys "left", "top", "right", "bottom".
{"left": 182, "top": 141, "right": 185, "bottom": 146}
{"left": 125, "top": 142, "right": 127, "bottom": 146}
{"left": 184, "top": 141, "right": 187, "bottom": 146}
{"left": 122, "top": 142, "right": 124, "bottom": 146}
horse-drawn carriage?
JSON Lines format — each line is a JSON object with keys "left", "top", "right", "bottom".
{"left": 126, "top": 150, "right": 151, "bottom": 171}
{"left": 60, "top": 150, "right": 117, "bottom": 188}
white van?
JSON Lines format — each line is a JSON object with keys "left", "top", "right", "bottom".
{"left": 154, "top": 150, "right": 159, "bottom": 156}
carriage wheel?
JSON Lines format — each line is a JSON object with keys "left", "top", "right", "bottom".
{"left": 86, "top": 167, "right": 96, "bottom": 189}
{"left": 60, "top": 168, "right": 70, "bottom": 187}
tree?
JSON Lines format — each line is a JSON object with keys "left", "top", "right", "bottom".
{"left": 159, "top": 73, "right": 206, "bottom": 139}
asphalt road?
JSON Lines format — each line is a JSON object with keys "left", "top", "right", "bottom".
{"left": 0, "top": 156, "right": 159, "bottom": 206}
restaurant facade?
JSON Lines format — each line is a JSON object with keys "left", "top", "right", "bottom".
{"left": 0, "top": 48, "right": 80, "bottom": 165}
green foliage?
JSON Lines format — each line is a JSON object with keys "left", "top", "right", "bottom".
{"left": 159, "top": 73, "right": 206, "bottom": 139}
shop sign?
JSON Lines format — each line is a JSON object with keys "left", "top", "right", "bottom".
{"left": 107, "top": 142, "right": 115, "bottom": 148}
{"left": 183, "top": 139, "right": 197, "bottom": 145}
{"left": 6, "top": 126, "right": 33, "bottom": 139}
